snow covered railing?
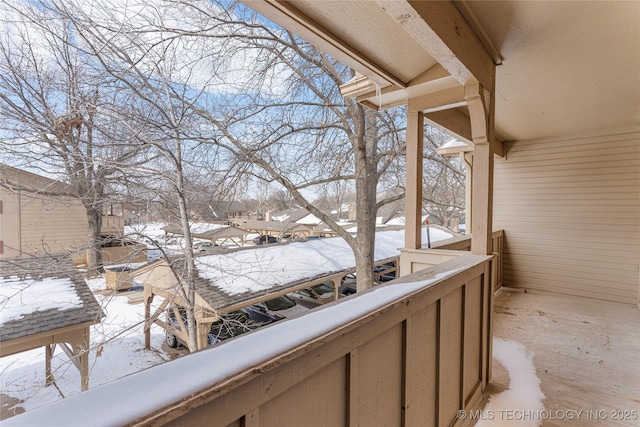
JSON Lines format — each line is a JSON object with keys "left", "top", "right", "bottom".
{"left": 2, "top": 253, "right": 495, "bottom": 427}
{"left": 400, "top": 230, "right": 504, "bottom": 291}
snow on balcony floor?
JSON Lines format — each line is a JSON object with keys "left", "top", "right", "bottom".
{"left": 485, "top": 289, "right": 640, "bottom": 426}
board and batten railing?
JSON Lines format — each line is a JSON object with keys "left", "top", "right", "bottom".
{"left": 156, "top": 254, "right": 495, "bottom": 427}
{"left": 100, "top": 215, "right": 125, "bottom": 235}
{"left": 3, "top": 254, "right": 495, "bottom": 427}
{"left": 400, "top": 230, "right": 503, "bottom": 291}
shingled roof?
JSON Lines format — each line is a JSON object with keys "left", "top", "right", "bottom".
{"left": 0, "top": 255, "right": 103, "bottom": 342}
{"left": 0, "top": 165, "right": 76, "bottom": 197}
{"left": 140, "top": 255, "right": 352, "bottom": 315}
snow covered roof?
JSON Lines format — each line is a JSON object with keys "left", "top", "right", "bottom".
{"left": 0, "top": 256, "right": 103, "bottom": 342}
{"left": 139, "top": 228, "right": 455, "bottom": 312}
{"left": 436, "top": 137, "right": 473, "bottom": 157}
{"left": 270, "top": 208, "right": 311, "bottom": 223}
{"left": 295, "top": 213, "right": 322, "bottom": 225}
{"left": 195, "top": 230, "right": 408, "bottom": 295}
{"left": 161, "top": 222, "right": 228, "bottom": 238}
{"left": 235, "top": 220, "right": 311, "bottom": 234}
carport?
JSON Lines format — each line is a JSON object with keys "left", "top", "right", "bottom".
{"left": 161, "top": 224, "right": 248, "bottom": 247}
{"left": 136, "top": 255, "right": 398, "bottom": 353}
{"left": 0, "top": 256, "right": 103, "bottom": 391}
{"left": 233, "top": 219, "right": 312, "bottom": 240}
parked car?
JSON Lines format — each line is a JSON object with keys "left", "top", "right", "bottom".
{"left": 289, "top": 282, "right": 336, "bottom": 306}
{"left": 279, "top": 234, "right": 293, "bottom": 243}
{"left": 374, "top": 262, "right": 397, "bottom": 283}
{"left": 340, "top": 262, "right": 397, "bottom": 295}
{"left": 253, "top": 235, "right": 278, "bottom": 245}
{"left": 252, "top": 295, "right": 309, "bottom": 318}
{"left": 193, "top": 241, "right": 217, "bottom": 254}
{"left": 165, "top": 307, "right": 275, "bottom": 349}
{"left": 339, "top": 274, "right": 357, "bottom": 296}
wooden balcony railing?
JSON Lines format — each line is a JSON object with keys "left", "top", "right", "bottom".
{"left": 400, "top": 230, "right": 504, "bottom": 291}
{"left": 101, "top": 215, "right": 125, "bottom": 236}
{"left": 3, "top": 253, "right": 494, "bottom": 427}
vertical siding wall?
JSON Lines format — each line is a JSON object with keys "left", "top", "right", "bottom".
{"left": 0, "top": 188, "right": 88, "bottom": 258}
{"left": 493, "top": 129, "right": 640, "bottom": 304}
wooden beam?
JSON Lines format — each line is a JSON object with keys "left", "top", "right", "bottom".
{"left": 407, "top": 85, "right": 466, "bottom": 113}
{"left": 0, "top": 323, "right": 96, "bottom": 357}
{"left": 426, "top": 109, "right": 473, "bottom": 145}
{"left": 426, "top": 109, "right": 505, "bottom": 158}
{"left": 378, "top": 0, "right": 495, "bottom": 91}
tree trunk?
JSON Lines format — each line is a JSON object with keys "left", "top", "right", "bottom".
{"left": 352, "top": 107, "right": 378, "bottom": 292}
{"left": 173, "top": 135, "right": 199, "bottom": 353}
{"left": 85, "top": 206, "right": 103, "bottom": 276}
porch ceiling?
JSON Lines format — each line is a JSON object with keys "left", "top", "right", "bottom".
{"left": 467, "top": 0, "right": 640, "bottom": 141}
{"left": 242, "top": 0, "right": 640, "bottom": 142}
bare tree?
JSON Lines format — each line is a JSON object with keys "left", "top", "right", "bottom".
{"left": 0, "top": 2, "right": 149, "bottom": 274}
{"left": 174, "top": 1, "right": 407, "bottom": 290}
{"left": 422, "top": 130, "right": 466, "bottom": 230}
{"left": 50, "top": 0, "right": 257, "bottom": 351}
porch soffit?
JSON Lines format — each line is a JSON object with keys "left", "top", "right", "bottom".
{"left": 242, "top": 0, "right": 496, "bottom": 136}
{"left": 242, "top": 1, "right": 640, "bottom": 142}
{"left": 243, "top": 0, "right": 439, "bottom": 88}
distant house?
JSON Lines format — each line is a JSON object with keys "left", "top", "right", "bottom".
{"left": 0, "top": 166, "right": 89, "bottom": 262}
{"left": 161, "top": 223, "right": 249, "bottom": 248}
{"left": 376, "top": 200, "right": 405, "bottom": 225}
{"left": 0, "top": 166, "right": 137, "bottom": 265}
{"left": 270, "top": 207, "right": 322, "bottom": 227}
{"left": 196, "top": 201, "right": 249, "bottom": 223}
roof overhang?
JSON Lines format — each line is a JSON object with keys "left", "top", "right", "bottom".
{"left": 243, "top": 0, "right": 495, "bottom": 94}
{"left": 241, "top": 0, "right": 640, "bottom": 142}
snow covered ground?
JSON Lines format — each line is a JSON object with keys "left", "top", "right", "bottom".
{"left": 476, "top": 338, "right": 545, "bottom": 427}
{"left": 0, "top": 277, "right": 169, "bottom": 414}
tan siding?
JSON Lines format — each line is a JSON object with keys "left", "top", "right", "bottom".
{"left": 439, "top": 287, "right": 463, "bottom": 427}
{"left": 0, "top": 188, "right": 88, "bottom": 258}
{"left": 352, "top": 324, "right": 403, "bottom": 427}
{"left": 20, "top": 194, "right": 88, "bottom": 255}
{"left": 259, "top": 357, "right": 347, "bottom": 426}
{"left": 494, "top": 130, "right": 640, "bottom": 304}
{"left": 0, "top": 189, "right": 20, "bottom": 256}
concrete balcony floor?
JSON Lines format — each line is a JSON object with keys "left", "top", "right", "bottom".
{"left": 486, "top": 289, "right": 640, "bottom": 426}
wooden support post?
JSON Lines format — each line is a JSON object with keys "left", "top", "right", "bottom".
{"left": 470, "top": 143, "right": 493, "bottom": 255}
{"left": 144, "top": 286, "right": 153, "bottom": 350}
{"left": 74, "top": 327, "right": 91, "bottom": 391}
{"left": 462, "top": 152, "right": 473, "bottom": 235}
{"left": 465, "top": 82, "right": 495, "bottom": 255}
{"left": 45, "top": 344, "right": 54, "bottom": 386}
{"left": 405, "top": 106, "right": 424, "bottom": 249}
{"left": 197, "top": 321, "right": 210, "bottom": 351}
